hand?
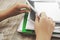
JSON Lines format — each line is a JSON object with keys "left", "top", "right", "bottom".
{"left": 0, "top": 3, "right": 30, "bottom": 21}
{"left": 15, "top": 3, "right": 31, "bottom": 13}
{"left": 34, "top": 12, "right": 55, "bottom": 40}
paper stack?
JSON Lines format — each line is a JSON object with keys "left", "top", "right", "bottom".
{"left": 17, "top": 2, "right": 60, "bottom": 37}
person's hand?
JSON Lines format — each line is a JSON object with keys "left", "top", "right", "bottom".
{"left": 34, "top": 12, "right": 55, "bottom": 40}
{"left": 0, "top": 3, "right": 30, "bottom": 21}
{"left": 15, "top": 3, "right": 31, "bottom": 13}
{"left": 12, "top": 2, "right": 31, "bottom": 14}
{"left": 8, "top": 3, "right": 31, "bottom": 16}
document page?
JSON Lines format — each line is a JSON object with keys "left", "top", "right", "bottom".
{"left": 34, "top": 2, "right": 60, "bottom": 22}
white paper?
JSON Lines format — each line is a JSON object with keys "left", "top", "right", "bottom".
{"left": 34, "top": 2, "right": 60, "bottom": 22}
{"left": 26, "top": 2, "right": 60, "bottom": 33}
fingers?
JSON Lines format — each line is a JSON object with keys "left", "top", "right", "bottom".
{"left": 40, "top": 12, "right": 47, "bottom": 18}
{"left": 48, "top": 18, "right": 55, "bottom": 27}
{"left": 17, "top": 4, "right": 31, "bottom": 13}
{"left": 35, "top": 15, "right": 39, "bottom": 23}
{"left": 39, "top": 12, "right": 55, "bottom": 27}
{"left": 19, "top": 4, "right": 30, "bottom": 8}
{"left": 16, "top": 2, "right": 31, "bottom": 10}
{"left": 19, "top": 10, "right": 29, "bottom": 13}
{"left": 18, "top": 4, "right": 31, "bottom": 11}
{"left": 46, "top": 17, "right": 55, "bottom": 34}
{"left": 48, "top": 18, "right": 55, "bottom": 34}
{"left": 39, "top": 12, "right": 48, "bottom": 22}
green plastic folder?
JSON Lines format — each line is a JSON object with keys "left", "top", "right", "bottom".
{"left": 22, "top": 12, "right": 35, "bottom": 35}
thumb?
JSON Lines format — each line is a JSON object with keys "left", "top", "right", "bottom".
{"left": 35, "top": 15, "right": 39, "bottom": 23}
{"left": 40, "top": 12, "right": 47, "bottom": 18}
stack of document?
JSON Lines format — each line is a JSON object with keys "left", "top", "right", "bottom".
{"left": 17, "top": 2, "right": 60, "bottom": 37}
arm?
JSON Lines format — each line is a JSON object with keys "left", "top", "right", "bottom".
{"left": 0, "top": 3, "right": 30, "bottom": 21}
{"left": 35, "top": 12, "right": 55, "bottom": 40}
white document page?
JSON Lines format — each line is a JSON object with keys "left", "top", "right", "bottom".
{"left": 34, "top": 2, "right": 60, "bottom": 22}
